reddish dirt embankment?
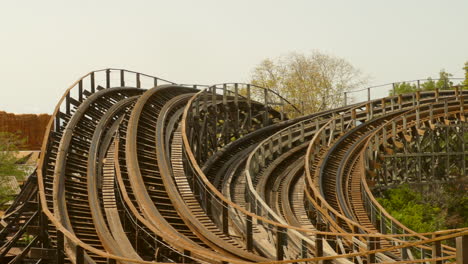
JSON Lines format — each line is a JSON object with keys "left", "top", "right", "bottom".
{"left": 0, "top": 111, "right": 51, "bottom": 150}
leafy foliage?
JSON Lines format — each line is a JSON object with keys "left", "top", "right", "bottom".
{"left": 464, "top": 62, "right": 468, "bottom": 88}
{"left": 391, "top": 62, "right": 468, "bottom": 95}
{"left": 0, "top": 132, "right": 28, "bottom": 208}
{"left": 391, "top": 82, "right": 418, "bottom": 95}
{"left": 377, "top": 181, "right": 468, "bottom": 233}
{"left": 251, "top": 51, "right": 368, "bottom": 116}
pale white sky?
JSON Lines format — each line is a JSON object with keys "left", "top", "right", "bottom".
{"left": 1, "top": 0, "right": 467, "bottom": 114}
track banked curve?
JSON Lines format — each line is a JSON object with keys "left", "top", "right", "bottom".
{"left": 2, "top": 69, "right": 467, "bottom": 264}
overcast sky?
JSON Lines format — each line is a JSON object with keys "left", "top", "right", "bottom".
{"left": 1, "top": 0, "right": 467, "bottom": 114}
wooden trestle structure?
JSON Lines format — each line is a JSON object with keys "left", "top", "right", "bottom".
{"left": 1, "top": 69, "right": 467, "bottom": 264}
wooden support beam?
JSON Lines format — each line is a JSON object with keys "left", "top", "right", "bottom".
{"left": 432, "top": 234, "right": 442, "bottom": 264}
{"left": 106, "top": 69, "right": 110, "bottom": 88}
{"left": 136, "top": 73, "right": 141, "bottom": 88}
{"left": 90, "top": 72, "right": 95, "bottom": 93}
{"left": 51, "top": 232, "right": 63, "bottom": 262}
{"left": 222, "top": 201, "right": 229, "bottom": 235}
{"left": 276, "top": 227, "right": 285, "bottom": 260}
{"left": 457, "top": 235, "right": 468, "bottom": 264}
{"left": 78, "top": 80, "right": 83, "bottom": 102}
{"left": 368, "top": 237, "right": 376, "bottom": 264}
{"left": 76, "top": 245, "right": 84, "bottom": 264}
{"left": 120, "top": 69, "right": 125, "bottom": 87}
{"left": 183, "top": 250, "right": 191, "bottom": 263}
{"left": 246, "top": 203, "right": 253, "bottom": 251}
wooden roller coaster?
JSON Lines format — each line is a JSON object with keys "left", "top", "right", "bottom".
{"left": 1, "top": 69, "right": 467, "bottom": 264}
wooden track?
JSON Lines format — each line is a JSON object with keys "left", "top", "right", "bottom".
{"left": 1, "top": 69, "right": 467, "bottom": 264}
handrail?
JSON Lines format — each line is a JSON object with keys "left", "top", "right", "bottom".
{"left": 182, "top": 86, "right": 468, "bottom": 236}
{"left": 358, "top": 99, "right": 468, "bottom": 250}
{"left": 349, "top": 77, "right": 465, "bottom": 94}
{"left": 24, "top": 67, "right": 468, "bottom": 264}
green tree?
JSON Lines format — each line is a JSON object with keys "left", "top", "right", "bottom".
{"left": 251, "top": 51, "right": 368, "bottom": 115}
{"left": 431, "top": 70, "right": 453, "bottom": 90}
{"left": 0, "top": 132, "right": 27, "bottom": 208}
{"left": 377, "top": 179, "right": 468, "bottom": 233}
{"left": 390, "top": 68, "right": 459, "bottom": 95}
{"left": 391, "top": 82, "right": 417, "bottom": 95}
{"left": 419, "top": 70, "right": 453, "bottom": 90}
{"left": 377, "top": 184, "right": 446, "bottom": 233}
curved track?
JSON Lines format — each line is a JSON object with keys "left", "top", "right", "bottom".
{"left": 1, "top": 69, "right": 467, "bottom": 264}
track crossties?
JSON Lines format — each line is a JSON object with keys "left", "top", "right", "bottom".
{"left": 1, "top": 69, "right": 467, "bottom": 264}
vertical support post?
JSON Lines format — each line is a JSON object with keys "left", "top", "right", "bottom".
{"left": 398, "top": 94, "right": 403, "bottom": 109}
{"left": 432, "top": 234, "right": 442, "bottom": 264}
{"left": 353, "top": 226, "right": 360, "bottom": 264}
{"left": 55, "top": 116, "right": 60, "bottom": 132}
{"left": 401, "top": 239, "right": 409, "bottom": 259}
{"left": 183, "top": 250, "right": 191, "bottom": 263}
{"left": 392, "top": 83, "right": 396, "bottom": 95}
{"left": 264, "top": 89, "right": 269, "bottom": 126}
{"left": 247, "top": 84, "right": 252, "bottom": 130}
{"left": 222, "top": 84, "right": 227, "bottom": 106}
{"left": 456, "top": 235, "right": 468, "bottom": 264}
{"left": 39, "top": 211, "right": 48, "bottom": 247}
{"left": 368, "top": 237, "right": 376, "bottom": 264}
{"left": 316, "top": 232, "right": 323, "bottom": 264}
{"left": 222, "top": 84, "right": 228, "bottom": 144}
{"left": 106, "top": 69, "right": 111, "bottom": 88}
{"left": 222, "top": 201, "right": 229, "bottom": 235}
{"left": 154, "top": 77, "right": 158, "bottom": 87}
{"left": 344, "top": 92, "right": 347, "bottom": 106}
{"left": 300, "top": 122, "right": 305, "bottom": 142}
{"left": 37, "top": 193, "right": 49, "bottom": 247}
{"left": 381, "top": 98, "right": 386, "bottom": 114}
{"left": 246, "top": 203, "right": 253, "bottom": 251}
{"left": 120, "top": 69, "right": 125, "bottom": 87}
{"left": 56, "top": 230, "right": 64, "bottom": 264}
{"left": 380, "top": 214, "right": 386, "bottom": 234}
{"left": 65, "top": 92, "right": 70, "bottom": 115}
{"left": 211, "top": 86, "right": 218, "bottom": 148}
{"left": 375, "top": 217, "right": 381, "bottom": 233}
{"left": 234, "top": 83, "right": 240, "bottom": 134}
{"left": 76, "top": 245, "right": 84, "bottom": 264}
{"left": 416, "top": 90, "right": 421, "bottom": 106}
{"left": 351, "top": 109, "right": 356, "bottom": 127}
{"left": 301, "top": 239, "right": 308, "bottom": 259}
{"left": 78, "top": 80, "right": 83, "bottom": 102}
{"left": 136, "top": 73, "right": 141, "bottom": 88}
{"left": 204, "top": 188, "right": 211, "bottom": 218}
{"left": 90, "top": 72, "right": 95, "bottom": 93}
{"left": 367, "top": 87, "right": 371, "bottom": 101}
{"left": 276, "top": 227, "right": 285, "bottom": 260}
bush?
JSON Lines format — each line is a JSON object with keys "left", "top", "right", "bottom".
{"left": 377, "top": 184, "right": 447, "bottom": 233}
{"left": 0, "top": 132, "right": 28, "bottom": 208}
